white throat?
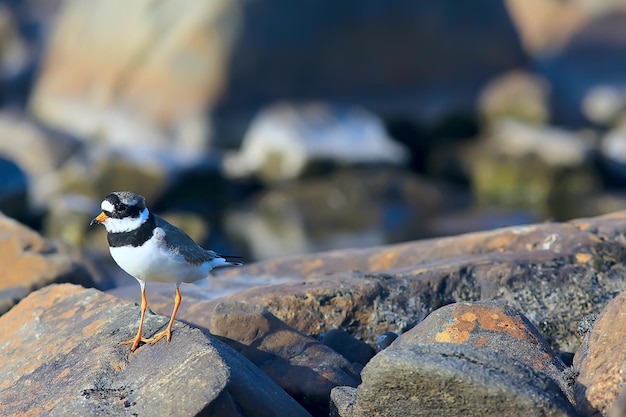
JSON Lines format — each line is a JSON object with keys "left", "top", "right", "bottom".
{"left": 103, "top": 207, "right": 150, "bottom": 233}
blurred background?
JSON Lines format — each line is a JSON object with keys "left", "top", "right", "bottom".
{"left": 1, "top": 0, "right": 626, "bottom": 273}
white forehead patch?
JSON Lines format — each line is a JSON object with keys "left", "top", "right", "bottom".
{"left": 101, "top": 200, "right": 115, "bottom": 213}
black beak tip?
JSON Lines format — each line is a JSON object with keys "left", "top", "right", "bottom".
{"left": 89, "top": 218, "right": 98, "bottom": 226}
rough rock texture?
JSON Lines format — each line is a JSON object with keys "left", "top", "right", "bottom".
{"left": 0, "top": 284, "right": 311, "bottom": 417}
{"left": 349, "top": 343, "right": 576, "bottom": 417}
{"left": 332, "top": 301, "right": 577, "bottom": 417}
{"left": 0, "top": 212, "right": 95, "bottom": 315}
{"left": 574, "top": 291, "right": 626, "bottom": 416}
{"left": 394, "top": 301, "right": 573, "bottom": 402}
{"left": 148, "top": 275, "right": 386, "bottom": 347}
{"left": 206, "top": 301, "right": 361, "bottom": 416}
{"left": 217, "top": 210, "right": 626, "bottom": 353}
{"left": 330, "top": 386, "right": 357, "bottom": 417}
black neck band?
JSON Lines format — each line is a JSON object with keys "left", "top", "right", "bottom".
{"left": 107, "top": 213, "right": 156, "bottom": 247}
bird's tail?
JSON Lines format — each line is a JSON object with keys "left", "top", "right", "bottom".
{"left": 219, "top": 254, "right": 244, "bottom": 266}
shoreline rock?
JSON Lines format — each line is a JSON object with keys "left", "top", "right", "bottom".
{"left": 0, "top": 211, "right": 95, "bottom": 315}
{"left": 0, "top": 284, "right": 311, "bottom": 417}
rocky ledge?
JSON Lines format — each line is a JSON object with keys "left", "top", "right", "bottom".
{"left": 2, "top": 210, "right": 626, "bottom": 416}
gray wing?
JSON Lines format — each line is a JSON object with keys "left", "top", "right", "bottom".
{"left": 154, "top": 215, "right": 218, "bottom": 265}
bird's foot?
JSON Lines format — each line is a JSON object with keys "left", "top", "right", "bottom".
{"left": 120, "top": 336, "right": 154, "bottom": 352}
{"left": 147, "top": 328, "right": 172, "bottom": 345}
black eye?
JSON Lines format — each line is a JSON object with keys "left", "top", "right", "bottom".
{"left": 115, "top": 203, "right": 128, "bottom": 211}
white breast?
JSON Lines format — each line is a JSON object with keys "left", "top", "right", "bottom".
{"left": 109, "top": 228, "right": 212, "bottom": 284}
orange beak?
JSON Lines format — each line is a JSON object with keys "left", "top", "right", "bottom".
{"left": 90, "top": 211, "right": 109, "bottom": 226}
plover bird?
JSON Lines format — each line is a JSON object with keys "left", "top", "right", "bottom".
{"left": 90, "top": 191, "right": 242, "bottom": 352}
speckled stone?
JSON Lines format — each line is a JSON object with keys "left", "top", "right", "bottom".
{"left": 0, "top": 284, "right": 311, "bottom": 417}
{"left": 338, "top": 301, "right": 577, "bottom": 417}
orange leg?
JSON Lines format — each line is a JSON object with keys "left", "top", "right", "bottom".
{"left": 120, "top": 282, "right": 153, "bottom": 352}
{"left": 149, "top": 285, "right": 182, "bottom": 345}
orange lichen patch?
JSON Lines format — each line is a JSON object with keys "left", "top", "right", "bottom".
{"left": 433, "top": 304, "right": 543, "bottom": 347}
{"left": 460, "top": 312, "right": 477, "bottom": 322}
{"left": 468, "top": 306, "right": 535, "bottom": 341}
{"left": 434, "top": 327, "right": 470, "bottom": 343}
{"left": 575, "top": 253, "right": 592, "bottom": 263}
{"left": 434, "top": 313, "right": 478, "bottom": 344}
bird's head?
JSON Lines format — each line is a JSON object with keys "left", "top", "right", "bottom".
{"left": 90, "top": 191, "right": 149, "bottom": 233}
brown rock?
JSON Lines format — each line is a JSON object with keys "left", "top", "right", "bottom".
{"left": 341, "top": 301, "right": 576, "bottom": 416}
{"left": 210, "top": 301, "right": 361, "bottom": 416}
{"left": 574, "top": 291, "right": 626, "bottom": 416}
{"left": 214, "top": 211, "right": 626, "bottom": 353}
{"left": 350, "top": 343, "right": 576, "bottom": 417}
{"left": 149, "top": 275, "right": 386, "bottom": 348}
{"left": 0, "top": 212, "right": 94, "bottom": 315}
{"left": 393, "top": 301, "right": 573, "bottom": 402}
{"left": 0, "top": 284, "right": 311, "bottom": 417}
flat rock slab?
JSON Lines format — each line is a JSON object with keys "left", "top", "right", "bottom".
{"left": 0, "top": 212, "right": 94, "bottom": 315}
{"left": 0, "top": 284, "right": 311, "bottom": 417}
{"left": 574, "top": 291, "right": 626, "bottom": 416}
